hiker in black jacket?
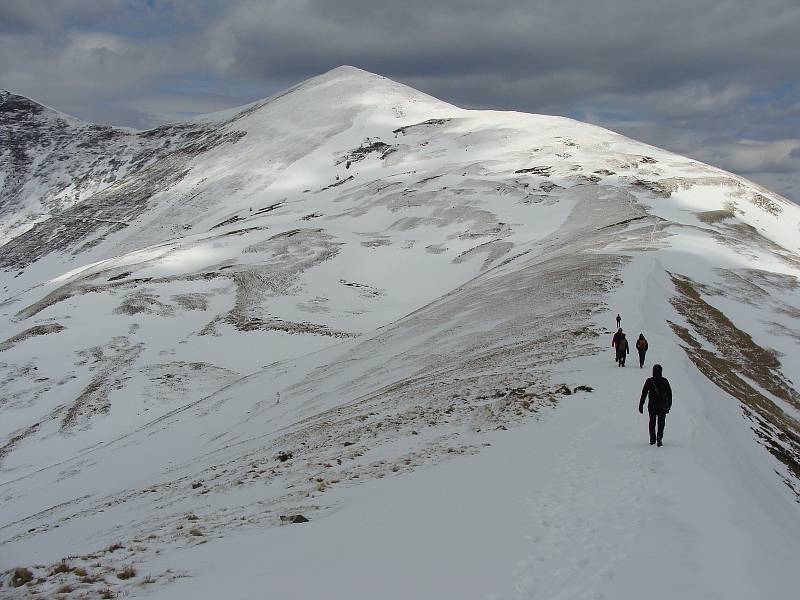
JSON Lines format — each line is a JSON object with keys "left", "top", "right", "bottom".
{"left": 635, "top": 333, "right": 648, "bottom": 368}
{"left": 615, "top": 333, "right": 629, "bottom": 366}
{"left": 638, "top": 364, "right": 672, "bottom": 446}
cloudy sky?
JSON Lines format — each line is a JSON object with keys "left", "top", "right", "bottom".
{"left": 2, "top": 0, "right": 799, "bottom": 202}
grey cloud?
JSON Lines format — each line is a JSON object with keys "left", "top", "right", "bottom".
{"left": 215, "top": 0, "right": 800, "bottom": 94}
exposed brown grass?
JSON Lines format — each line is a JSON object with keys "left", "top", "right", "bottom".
{"left": 51, "top": 560, "right": 72, "bottom": 575}
{"left": 10, "top": 567, "right": 34, "bottom": 587}
{"left": 669, "top": 273, "right": 800, "bottom": 495}
{"left": 116, "top": 566, "right": 136, "bottom": 580}
{"left": 696, "top": 209, "right": 735, "bottom": 224}
{"left": 0, "top": 422, "right": 42, "bottom": 465}
{"left": 0, "top": 323, "right": 66, "bottom": 352}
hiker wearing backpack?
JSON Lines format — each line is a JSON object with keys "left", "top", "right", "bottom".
{"left": 635, "top": 333, "right": 649, "bottom": 368}
{"left": 615, "top": 333, "right": 629, "bottom": 366}
{"left": 638, "top": 364, "right": 672, "bottom": 446}
{"left": 612, "top": 328, "right": 623, "bottom": 361}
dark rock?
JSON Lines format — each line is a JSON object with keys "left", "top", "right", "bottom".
{"left": 280, "top": 514, "right": 309, "bottom": 524}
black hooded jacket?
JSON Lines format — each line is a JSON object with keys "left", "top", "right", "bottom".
{"left": 639, "top": 364, "right": 672, "bottom": 412}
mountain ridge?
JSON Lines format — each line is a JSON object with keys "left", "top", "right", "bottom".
{"left": 1, "top": 67, "right": 798, "bottom": 599}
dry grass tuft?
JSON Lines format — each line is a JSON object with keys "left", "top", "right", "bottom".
{"left": 50, "top": 560, "right": 72, "bottom": 575}
{"left": 10, "top": 567, "right": 34, "bottom": 587}
{"left": 189, "top": 527, "right": 204, "bottom": 536}
{"left": 116, "top": 565, "right": 136, "bottom": 580}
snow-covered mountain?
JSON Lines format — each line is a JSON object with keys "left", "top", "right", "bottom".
{"left": 1, "top": 66, "right": 798, "bottom": 599}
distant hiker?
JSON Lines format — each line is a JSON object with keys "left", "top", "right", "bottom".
{"left": 638, "top": 364, "right": 672, "bottom": 446}
{"left": 616, "top": 314, "right": 621, "bottom": 328}
{"left": 635, "top": 333, "right": 649, "bottom": 368}
{"left": 615, "top": 333, "right": 629, "bottom": 367}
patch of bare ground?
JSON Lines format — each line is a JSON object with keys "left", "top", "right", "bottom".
{"left": 392, "top": 118, "right": 451, "bottom": 136}
{"left": 172, "top": 292, "right": 211, "bottom": 311}
{"left": 630, "top": 175, "right": 745, "bottom": 201}
{"left": 62, "top": 338, "right": 144, "bottom": 431}
{"left": 338, "top": 139, "right": 397, "bottom": 167}
{"left": 751, "top": 193, "right": 782, "bottom": 216}
{"left": 227, "top": 316, "right": 358, "bottom": 338}
{"left": 696, "top": 209, "right": 735, "bottom": 224}
{"left": 114, "top": 290, "right": 174, "bottom": 316}
{"left": 222, "top": 228, "right": 343, "bottom": 332}
{"left": 139, "top": 362, "right": 239, "bottom": 408}
{"left": 13, "top": 267, "right": 221, "bottom": 321}
{"left": 452, "top": 240, "right": 514, "bottom": 270}
{"left": 668, "top": 273, "right": 800, "bottom": 496}
{"left": 0, "top": 323, "right": 65, "bottom": 352}
{"left": 0, "top": 552, "right": 179, "bottom": 598}
{"left": 360, "top": 238, "right": 392, "bottom": 248}
{"left": 0, "top": 422, "right": 41, "bottom": 465}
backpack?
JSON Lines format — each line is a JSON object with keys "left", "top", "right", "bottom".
{"left": 636, "top": 338, "right": 648, "bottom": 351}
{"left": 650, "top": 377, "right": 670, "bottom": 411}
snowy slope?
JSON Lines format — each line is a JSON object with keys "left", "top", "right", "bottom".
{"left": 0, "top": 67, "right": 798, "bottom": 599}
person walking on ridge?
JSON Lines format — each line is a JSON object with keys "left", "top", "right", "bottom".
{"left": 616, "top": 332, "right": 629, "bottom": 367}
{"left": 636, "top": 333, "right": 649, "bottom": 368}
{"left": 612, "top": 328, "right": 624, "bottom": 364}
{"left": 616, "top": 313, "right": 621, "bottom": 328}
{"left": 639, "top": 364, "right": 672, "bottom": 446}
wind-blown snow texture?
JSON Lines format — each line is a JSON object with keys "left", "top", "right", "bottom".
{"left": 1, "top": 67, "right": 798, "bottom": 599}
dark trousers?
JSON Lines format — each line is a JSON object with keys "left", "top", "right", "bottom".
{"left": 616, "top": 350, "right": 626, "bottom": 366}
{"left": 649, "top": 409, "right": 666, "bottom": 442}
{"left": 638, "top": 349, "right": 647, "bottom": 367}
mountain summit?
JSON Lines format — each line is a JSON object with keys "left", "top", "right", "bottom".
{"left": 1, "top": 68, "right": 798, "bottom": 599}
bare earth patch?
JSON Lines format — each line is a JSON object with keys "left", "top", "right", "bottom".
{"left": 668, "top": 273, "right": 800, "bottom": 496}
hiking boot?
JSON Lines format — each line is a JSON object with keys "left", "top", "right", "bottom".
{"left": 657, "top": 440, "right": 663, "bottom": 447}
{"left": 650, "top": 440, "right": 656, "bottom": 445}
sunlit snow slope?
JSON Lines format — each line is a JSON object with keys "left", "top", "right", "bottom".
{"left": 1, "top": 67, "right": 798, "bottom": 599}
